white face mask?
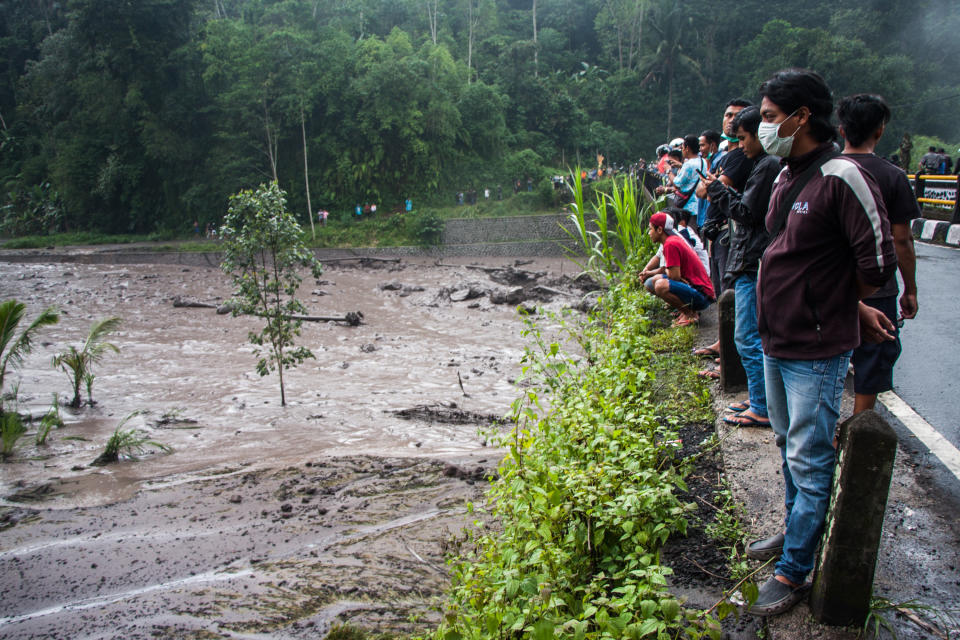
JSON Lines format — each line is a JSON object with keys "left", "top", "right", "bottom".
{"left": 758, "top": 110, "right": 800, "bottom": 157}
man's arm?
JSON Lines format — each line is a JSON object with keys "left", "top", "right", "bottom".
{"left": 892, "top": 222, "right": 918, "bottom": 318}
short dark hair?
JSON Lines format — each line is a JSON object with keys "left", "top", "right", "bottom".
{"left": 732, "top": 105, "right": 762, "bottom": 136}
{"left": 700, "top": 129, "right": 722, "bottom": 147}
{"left": 758, "top": 68, "right": 835, "bottom": 143}
{"left": 929, "top": 146, "right": 936, "bottom": 152}
{"left": 726, "top": 98, "right": 753, "bottom": 109}
{"left": 668, "top": 149, "right": 683, "bottom": 160}
{"left": 663, "top": 206, "right": 684, "bottom": 225}
{"left": 682, "top": 135, "right": 699, "bottom": 153}
{"left": 837, "top": 94, "right": 890, "bottom": 147}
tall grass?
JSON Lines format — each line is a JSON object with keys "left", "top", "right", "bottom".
{"left": 563, "top": 168, "right": 663, "bottom": 283}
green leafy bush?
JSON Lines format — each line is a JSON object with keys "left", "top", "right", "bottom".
{"left": 431, "top": 277, "right": 719, "bottom": 639}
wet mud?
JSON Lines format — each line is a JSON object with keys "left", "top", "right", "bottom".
{"left": 0, "top": 256, "right": 588, "bottom": 638}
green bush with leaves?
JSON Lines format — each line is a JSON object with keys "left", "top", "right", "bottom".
{"left": 431, "top": 277, "right": 721, "bottom": 640}
{"left": 220, "top": 181, "right": 323, "bottom": 406}
{"left": 52, "top": 317, "right": 121, "bottom": 408}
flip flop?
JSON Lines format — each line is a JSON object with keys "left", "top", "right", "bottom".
{"left": 726, "top": 401, "right": 750, "bottom": 412}
{"left": 723, "top": 413, "right": 771, "bottom": 427}
{"left": 675, "top": 313, "right": 699, "bottom": 327}
{"left": 692, "top": 347, "right": 719, "bottom": 357}
{"left": 697, "top": 369, "right": 720, "bottom": 380}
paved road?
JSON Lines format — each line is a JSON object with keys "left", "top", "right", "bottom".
{"left": 889, "top": 242, "right": 960, "bottom": 474}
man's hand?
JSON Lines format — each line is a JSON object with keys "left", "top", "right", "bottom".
{"left": 900, "top": 292, "right": 918, "bottom": 319}
{"left": 859, "top": 302, "right": 896, "bottom": 343}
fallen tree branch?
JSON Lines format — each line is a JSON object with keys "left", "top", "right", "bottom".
{"left": 320, "top": 257, "right": 400, "bottom": 263}
{"left": 172, "top": 296, "right": 217, "bottom": 308}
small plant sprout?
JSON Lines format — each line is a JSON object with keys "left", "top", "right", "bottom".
{"left": 0, "top": 299, "right": 60, "bottom": 414}
{"left": 92, "top": 412, "right": 171, "bottom": 466}
{"left": 52, "top": 316, "right": 121, "bottom": 408}
{"left": 1, "top": 411, "right": 27, "bottom": 460}
{"left": 35, "top": 393, "right": 64, "bottom": 446}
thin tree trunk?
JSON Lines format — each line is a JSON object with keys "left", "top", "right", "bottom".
{"left": 532, "top": 0, "right": 539, "bottom": 77}
{"left": 666, "top": 61, "right": 674, "bottom": 139}
{"left": 426, "top": 0, "right": 439, "bottom": 45}
{"left": 467, "top": 0, "right": 477, "bottom": 82}
{"left": 263, "top": 98, "right": 278, "bottom": 183}
{"left": 301, "top": 105, "right": 315, "bottom": 239}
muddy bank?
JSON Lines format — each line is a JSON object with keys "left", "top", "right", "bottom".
{"left": 0, "top": 256, "right": 591, "bottom": 638}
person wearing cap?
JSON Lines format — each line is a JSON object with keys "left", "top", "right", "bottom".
{"left": 642, "top": 211, "right": 716, "bottom": 326}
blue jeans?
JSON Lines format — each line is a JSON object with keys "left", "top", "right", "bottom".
{"left": 734, "top": 274, "right": 766, "bottom": 417}
{"left": 763, "top": 351, "right": 850, "bottom": 585}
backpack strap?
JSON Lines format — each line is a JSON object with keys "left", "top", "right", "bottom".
{"left": 768, "top": 149, "right": 839, "bottom": 240}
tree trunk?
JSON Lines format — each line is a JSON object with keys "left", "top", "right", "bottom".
{"left": 263, "top": 98, "right": 278, "bottom": 183}
{"left": 532, "top": 0, "right": 538, "bottom": 77}
{"left": 301, "top": 105, "right": 315, "bottom": 239}
{"left": 426, "top": 0, "right": 439, "bottom": 45}
{"left": 467, "top": 0, "right": 477, "bottom": 82}
{"left": 666, "top": 61, "right": 674, "bottom": 140}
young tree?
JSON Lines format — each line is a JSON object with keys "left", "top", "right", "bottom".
{"left": 52, "top": 316, "right": 121, "bottom": 408}
{"left": 220, "top": 181, "right": 322, "bottom": 407}
{"left": 0, "top": 299, "right": 59, "bottom": 414}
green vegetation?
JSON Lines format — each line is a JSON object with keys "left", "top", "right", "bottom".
{"left": 564, "top": 169, "right": 662, "bottom": 284}
{"left": 1, "top": 0, "right": 957, "bottom": 236}
{"left": 35, "top": 394, "right": 64, "bottom": 446}
{"left": 430, "top": 278, "right": 729, "bottom": 639}
{"left": 1, "top": 231, "right": 179, "bottom": 249}
{"left": 1, "top": 411, "right": 27, "bottom": 460}
{"left": 0, "top": 299, "right": 60, "bottom": 413}
{"left": 52, "top": 316, "right": 121, "bottom": 408}
{"left": 220, "top": 182, "right": 323, "bottom": 406}
{"left": 92, "top": 412, "right": 171, "bottom": 466}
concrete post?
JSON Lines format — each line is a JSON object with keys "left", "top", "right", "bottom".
{"left": 810, "top": 410, "right": 897, "bottom": 626}
{"left": 717, "top": 289, "right": 746, "bottom": 391}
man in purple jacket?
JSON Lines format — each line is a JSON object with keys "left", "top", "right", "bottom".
{"left": 744, "top": 69, "right": 897, "bottom": 617}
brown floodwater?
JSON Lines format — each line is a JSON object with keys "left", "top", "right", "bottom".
{"left": 0, "top": 254, "right": 586, "bottom": 638}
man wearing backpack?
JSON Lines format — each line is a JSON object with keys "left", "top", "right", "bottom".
{"left": 744, "top": 68, "right": 897, "bottom": 617}
{"left": 918, "top": 146, "right": 941, "bottom": 175}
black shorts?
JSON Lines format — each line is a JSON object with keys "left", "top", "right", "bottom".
{"left": 851, "top": 296, "right": 901, "bottom": 395}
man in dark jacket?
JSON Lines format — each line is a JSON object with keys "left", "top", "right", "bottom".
{"left": 703, "top": 106, "right": 781, "bottom": 428}
{"left": 745, "top": 69, "right": 897, "bottom": 617}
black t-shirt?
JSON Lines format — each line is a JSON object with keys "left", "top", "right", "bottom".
{"left": 847, "top": 153, "right": 920, "bottom": 299}
{"left": 717, "top": 147, "right": 754, "bottom": 192}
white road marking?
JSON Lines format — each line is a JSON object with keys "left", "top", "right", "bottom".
{"left": 879, "top": 390, "right": 960, "bottom": 481}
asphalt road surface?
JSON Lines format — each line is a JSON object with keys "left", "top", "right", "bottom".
{"left": 885, "top": 241, "right": 960, "bottom": 492}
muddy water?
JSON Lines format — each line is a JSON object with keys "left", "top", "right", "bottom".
{"left": 0, "top": 255, "right": 582, "bottom": 638}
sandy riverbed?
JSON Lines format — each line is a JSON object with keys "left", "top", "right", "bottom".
{"left": 0, "top": 256, "right": 592, "bottom": 638}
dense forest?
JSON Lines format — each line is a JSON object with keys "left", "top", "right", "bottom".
{"left": 1, "top": 0, "right": 958, "bottom": 234}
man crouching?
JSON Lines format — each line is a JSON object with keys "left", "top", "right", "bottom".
{"left": 641, "top": 211, "right": 716, "bottom": 326}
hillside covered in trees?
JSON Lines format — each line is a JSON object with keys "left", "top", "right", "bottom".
{"left": 1, "top": 0, "right": 958, "bottom": 234}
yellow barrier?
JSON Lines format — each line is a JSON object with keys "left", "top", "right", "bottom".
{"left": 909, "top": 174, "right": 959, "bottom": 181}
{"left": 917, "top": 198, "right": 955, "bottom": 206}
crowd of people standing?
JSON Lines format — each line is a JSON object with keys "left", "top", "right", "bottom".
{"left": 639, "top": 68, "right": 916, "bottom": 618}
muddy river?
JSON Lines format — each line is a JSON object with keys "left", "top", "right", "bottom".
{"left": 0, "top": 255, "right": 588, "bottom": 639}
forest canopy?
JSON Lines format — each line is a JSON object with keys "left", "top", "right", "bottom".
{"left": 1, "top": 0, "right": 958, "bottom": 234}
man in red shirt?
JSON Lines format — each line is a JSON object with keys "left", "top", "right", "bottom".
{"left": 643, "top": 211, "right": 716, "bottom": 326}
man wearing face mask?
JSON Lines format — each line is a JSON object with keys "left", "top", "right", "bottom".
{"left": 746, "top": 69, "right": 897, "bottom": 617}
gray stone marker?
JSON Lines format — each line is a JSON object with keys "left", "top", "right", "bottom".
{"left": 717, "top": 289, "right": 746, "bottom": 391}
{"left": 810, "top": 409, "right": 897, "bottom": 626}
